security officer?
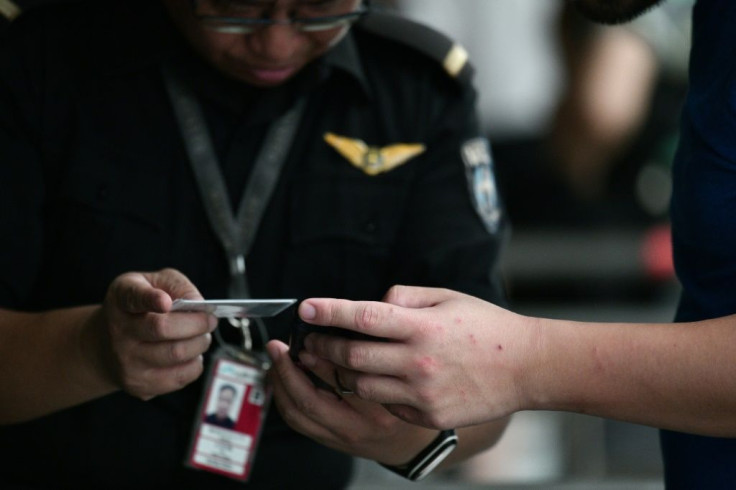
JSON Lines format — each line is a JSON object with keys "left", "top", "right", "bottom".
{"left": 0, "top": 1, "right": 508, "bottom": 488}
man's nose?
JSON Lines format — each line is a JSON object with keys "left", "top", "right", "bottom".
{"left": 251, "top": 23, "right": 301, "bottom": 61}
{"left": 249, "top": 7, "right": 302, "bottom": 62}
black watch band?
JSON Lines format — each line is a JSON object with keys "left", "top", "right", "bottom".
{"left": 380, "top": 429, "right": 458, "bottom": 481}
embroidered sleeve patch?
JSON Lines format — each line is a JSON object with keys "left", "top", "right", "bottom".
{"left": 461, "top": 137, "right": 501, "bottom": 234}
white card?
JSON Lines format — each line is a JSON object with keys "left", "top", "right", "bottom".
{"left": 171, "top": 299, "right": 296, "bottom": 318}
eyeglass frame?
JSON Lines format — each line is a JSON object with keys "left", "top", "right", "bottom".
{"left": 190, "top": 0, "right": 370, "bottom": 34}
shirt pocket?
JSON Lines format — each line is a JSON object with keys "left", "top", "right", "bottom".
{"left": 41, "top": 166, "right": 166, "bottom": 305}
{"left": 284, "top": 173, "right": 409, "bottom": 300}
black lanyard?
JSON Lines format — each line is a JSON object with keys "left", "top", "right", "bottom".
{"left": 163, "top": 66, "right": 306, "bottom": 347}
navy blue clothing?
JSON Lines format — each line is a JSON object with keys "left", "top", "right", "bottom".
{"left": 0, "top": 1, "right": 505, "bottom": 489}
{"left": 667, "top": 0, "right": 736, "bottom": 487}
{"left": 205, "top": 414, "right": 236, "bottom": 430}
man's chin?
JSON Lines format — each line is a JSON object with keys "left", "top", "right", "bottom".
{"left": 570, "top": 0, "right": 665, "bottom": 25}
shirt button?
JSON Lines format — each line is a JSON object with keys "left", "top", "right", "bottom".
{"left": 96, "top": 184, "right": 109, "bottom": 201}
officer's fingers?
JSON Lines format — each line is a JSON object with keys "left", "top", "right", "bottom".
{"left": 124, "top": 356, "right": 205, "bottom": 400}
{"left": 268, "top": 341, "right": 338, "bottom": 402}
{"left": 295, "top": 349, "right": 337, "bottom": 385}
{"left": 133, "top": 312, "right": 216, "bottom": 342}
{"left": 143, "top": 268, "right": 204, "bottom": 303}
{"left": 267, "top": 342, "right": 343, "bottom": 439}
{"left": 108, "top": 273, "right": 171, "bottom": 314}
{"left": 265, "top": 340, "right": 290, "bottom": 365}
{"left": 298, "top": 350, "right": 340, "bottom": 391}
{"left": 270, "top": 375, "right": 336, "bottom": 443}
{"left": 299, "top": 299, "right": 413, "bottom": 341}
{"left": 382, "top": 285, "right": 461, "bottom": 309}
{"left": 130, "top": 335, "right": 212, "bottom": 368}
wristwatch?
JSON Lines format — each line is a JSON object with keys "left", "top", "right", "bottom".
{"left": 380, "top": 429, "right": 458, "bottom": 481}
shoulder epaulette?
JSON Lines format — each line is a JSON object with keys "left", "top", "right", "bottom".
{"left": 358, "top": 11, "right": 474, "bottom": 85}
{"left": 0, "top": 0, "right": 22, "bottom": 21}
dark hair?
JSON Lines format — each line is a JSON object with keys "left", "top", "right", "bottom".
{"left": 219, "top": 384, "right": 237, "bottom": 395}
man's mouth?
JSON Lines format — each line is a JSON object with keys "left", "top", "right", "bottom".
{"left": 249, "top": 66, "right": 298, "bottom": 84}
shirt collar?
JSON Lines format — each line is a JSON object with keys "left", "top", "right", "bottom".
{"left": 321, "top": 31, "right": 372, "bottom": 99}
{"left": 166, "top": 28, "right": 373, "bottom": 120}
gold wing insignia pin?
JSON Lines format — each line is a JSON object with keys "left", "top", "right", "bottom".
{"left": 324, "top": 132, "right": 426, "bottom": 176}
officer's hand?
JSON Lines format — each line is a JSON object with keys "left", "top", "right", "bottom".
{"left": 265, "top": 339, "right": 439, "bottom": 466}
{"left": 95, "top": 268, "right": 216, "bottom": 400}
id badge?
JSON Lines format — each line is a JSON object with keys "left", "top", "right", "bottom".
{"left": 186, "top": 347, "right": 271, "bottom": 482}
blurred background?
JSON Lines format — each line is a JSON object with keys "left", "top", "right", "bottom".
{"left": 352, "top": 0, "right": 694, "bottom": 488}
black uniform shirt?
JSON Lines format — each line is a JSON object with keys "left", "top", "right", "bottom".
{"left": 0, "top": 1, "right": 506, "bottom": 488}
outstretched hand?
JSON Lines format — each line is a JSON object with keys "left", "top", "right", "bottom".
{"left": 295, "top": 285, "right": 538, "bottom": 429}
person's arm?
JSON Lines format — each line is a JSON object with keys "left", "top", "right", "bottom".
{"left": 0, "top": 269, "right": 216, "bottom": 424}
{"left": 527, "top": 309, "right": 736, "bottom": 437}
{"left": 0, "top": 30, "right": 214, "bottom": 424}
{"left": 0, "top": 305, "right": 114, "bottom": 423}
{"left": 297, "top": 285, "right": 736, "bottom": 437}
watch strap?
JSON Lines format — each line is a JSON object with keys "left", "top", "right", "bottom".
{"left": 380, "top": 429, "right": 458, "bottom": 481}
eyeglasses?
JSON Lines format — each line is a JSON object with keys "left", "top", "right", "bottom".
{"left": 191, "top": 0, "right": 368, "bottom": 34}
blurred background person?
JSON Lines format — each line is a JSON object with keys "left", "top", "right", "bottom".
{"left": 395, "top": 0, "right": 691, "bottom": 229}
